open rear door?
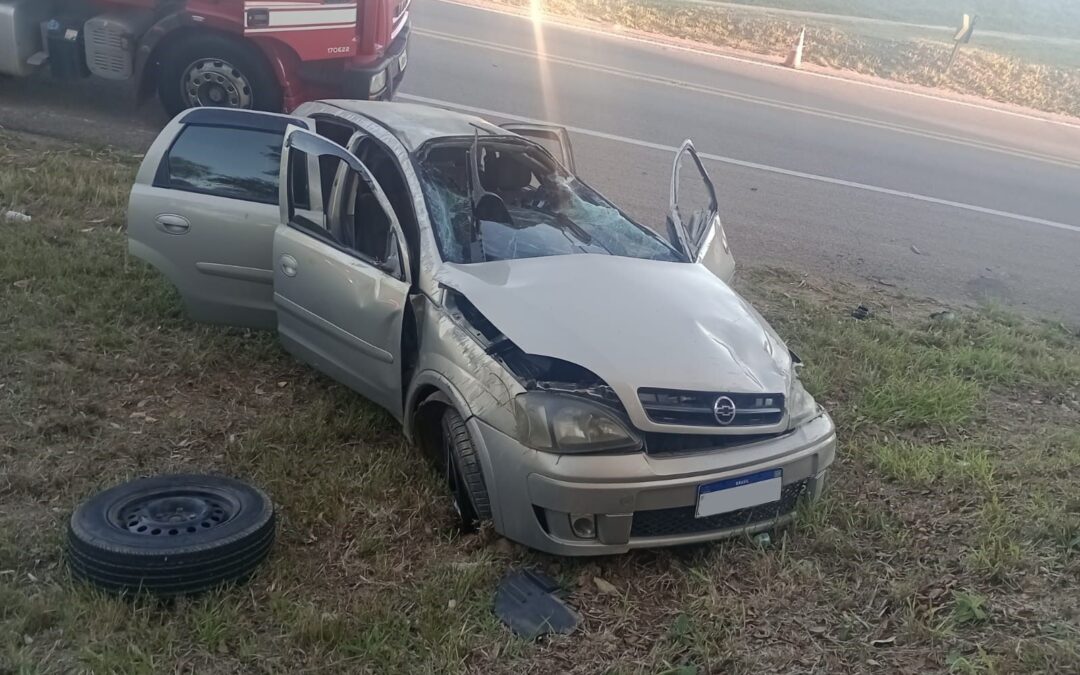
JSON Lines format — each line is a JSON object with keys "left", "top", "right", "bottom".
{"left": 244, "top": 1, "right": 358, "bottom": 61}
{"left": 667, "top": 140, "right": 735, "bottom": 283}
{"left": 500, "top": 123, "right": 576, "bottom": 173}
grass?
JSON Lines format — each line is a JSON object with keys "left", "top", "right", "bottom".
{"left": 485, "top": 0, "right": 1080, "bottom": 117}
{"left": 1, "top": 130, "right": 1079, "bottom": 672}
{"left": 720, "top": 0, "right": 1080, "bottom": 40}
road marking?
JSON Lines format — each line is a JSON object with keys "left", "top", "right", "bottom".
{"left": 398, "top": 93, "right": 1080, "bottom": 236}
{"left": 414, "top": 27, "right": 1080, "bottom": 170}
{"left": 430, "top": 0, "right": 1080, "bottom": 132}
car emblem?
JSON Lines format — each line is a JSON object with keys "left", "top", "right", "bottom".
{"left": 713, "top": 395, "right": 737, "bottom": 425}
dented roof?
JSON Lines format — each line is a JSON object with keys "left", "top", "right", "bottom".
{"left": 318, "top": 100, "right": 505, "bottom": 150}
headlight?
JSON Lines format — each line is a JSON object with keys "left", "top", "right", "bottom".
{"left": 787, "top": 378, "right": 821, "bottom": 428}
{"left": 369, "top": 70, "right": 388, "bottom": 95}
{"left": 514, "top": 393, "right": 641, "bottom": 453}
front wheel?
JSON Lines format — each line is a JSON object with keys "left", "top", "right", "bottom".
{"left": 156, "top": 34, "right": 283, "bottom": 117}
{"left": 441, "top": 408, "right": 492, "bottom": 529}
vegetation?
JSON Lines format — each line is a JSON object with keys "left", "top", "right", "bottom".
{"left": 725, "top": 0, "right": 1080, "bottom": 39}
{"left": 489, "top": 0, "right": 1080, "bottom": 117}
{"left": 2, "top": 132, "right": 1078, "bottom": 672}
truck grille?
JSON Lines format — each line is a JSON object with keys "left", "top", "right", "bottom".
{"left": 638, "top": 388, "right": 785, "bottom": 427}
{"left": 630, "top": 480, "right": 808, "bottom": 538}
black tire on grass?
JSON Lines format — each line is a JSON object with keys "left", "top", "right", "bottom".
{"left": 67, "top": 474, "right": 275, "bottom": 596}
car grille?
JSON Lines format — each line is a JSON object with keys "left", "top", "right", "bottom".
{"left": 643, "top": 431, "right": 785, "bottom": 456}
{"left": 638, "top": 388, "right": 785, "bottom": 427}
{"left": 630, "top": 479, "right": 808, "bottom": 538}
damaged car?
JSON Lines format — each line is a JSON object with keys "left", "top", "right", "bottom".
{"left": 127, "top": 101, "right": 836, "bottom": 555}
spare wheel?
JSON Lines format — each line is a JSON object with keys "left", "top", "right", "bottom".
{"left": 67, "top": 474, "right": 275, "bottom": 596}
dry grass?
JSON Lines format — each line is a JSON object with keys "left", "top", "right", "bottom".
{"left": 2, "top": 131, "right": 1079, "bottom": 673}
{"left": 490, "top": 0, "right": 1080, "bottom": 118}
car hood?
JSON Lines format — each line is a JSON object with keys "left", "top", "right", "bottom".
{"left": 435, "top": 255, "right": 794, "bottom": 403}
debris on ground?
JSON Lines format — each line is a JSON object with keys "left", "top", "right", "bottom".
{"left": 851, "top": 305, "right": 872, "bottom": 320}
{"left": 494, "top": 569, "right": 580, "bottom": 640}
{"left": 753, "top": 532, "right": 772, "bottom": 548}
{"left": 4, "top": 210, "right": 32, "bottom": 223}
{"left": 910, "top": 245, "right": 923, "bottom": 255}
{"left": 930, "top": 310, "right": 958, "bottom": 322}
{"left": 593, "top": 577, "right": 618, "bottom": 595}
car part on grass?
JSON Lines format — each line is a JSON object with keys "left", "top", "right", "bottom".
{"left": 851, "top": 304, "right": 872, "bottom": 320}
{"left": 67, "top": 474, "right": 275, "bottom": 596}
{"left": 494, "top": 569, "right": 579, "bottom": 639}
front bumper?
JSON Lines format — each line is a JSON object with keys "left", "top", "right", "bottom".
{"left": 295, "top": 25, "right": 409, "bottom": 102}
{"left": 471, "top": 413, "right": 837, "bottom": 556}
{"left": 341, "top": 25, "right": 410, "bottom": 100}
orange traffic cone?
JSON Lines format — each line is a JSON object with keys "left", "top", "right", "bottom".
{"left": 784, "top": 27, "right": 805, "bottom": 69}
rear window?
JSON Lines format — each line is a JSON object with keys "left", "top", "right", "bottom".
{"left": 158, "top": 125, "right": 283, "bottom": 204}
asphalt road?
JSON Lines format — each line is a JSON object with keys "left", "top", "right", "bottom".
{"left": 1, "top": 0, "right": 1078, "bottom": 321}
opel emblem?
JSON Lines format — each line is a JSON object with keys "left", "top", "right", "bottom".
{"left": 713, "top": 395, "right": 737, "bottom": 425}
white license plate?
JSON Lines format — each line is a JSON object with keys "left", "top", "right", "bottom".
{"left": 398, "top": 50, "right": 408, "bottom": 71}
{"left": 696, "top": 469, "right": 782, "bottom": 518}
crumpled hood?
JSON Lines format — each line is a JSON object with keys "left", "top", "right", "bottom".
{"left": 436, "top": 255, "right": 793, "bottom": 403}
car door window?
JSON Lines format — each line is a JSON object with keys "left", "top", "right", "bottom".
{"left": 342, "top": 172, "right": 397, "bottom": 265}
{"left": 156, "top": 125, "right": 283, "bottom": 204}
{"left": 283, "top": 130, "right": 409, "bottom": 280}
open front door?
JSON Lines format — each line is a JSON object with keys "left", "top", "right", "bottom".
{"left": 274, "top": 128, "right": 413, "bottom": 418}
{"left": 500, "top": 123, "right": 576, "bottom": 173}
{"left": 667, "top": 140, "right": 735, "bottom": 283}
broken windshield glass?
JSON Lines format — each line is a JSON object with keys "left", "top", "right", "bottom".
{"left": 417, "top": 139, "right": 681, "bottom": 264}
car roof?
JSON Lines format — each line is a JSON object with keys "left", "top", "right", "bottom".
{"left": 316, "top": 100, "right": 507, "bottom": 150}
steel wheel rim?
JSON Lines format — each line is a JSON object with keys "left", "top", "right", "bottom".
{"left": 181, "top": 58, "right": 253, "bottom": 109}
{"left": 110, "top": 489, "right": 238, "bottom": 537}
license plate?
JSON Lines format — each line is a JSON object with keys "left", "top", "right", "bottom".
{"left": 696, "top": 468, "right": 782, "bottom": 518}
{"left": 398, "top": 49, "right": 408, "bottom": 71}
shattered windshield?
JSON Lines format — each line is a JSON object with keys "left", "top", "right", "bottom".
{"left": 417, "top": 138, "right": 681, "bottom": 264}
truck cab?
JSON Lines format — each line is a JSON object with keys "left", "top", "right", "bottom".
{"left": 0, "top": 0, "right": 409, "bottom": 115}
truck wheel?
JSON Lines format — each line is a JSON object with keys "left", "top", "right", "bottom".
{"left": 157, "top": 34, "right": 282, "bottom": 116}
{"left": 441, "top": 408, "right": 492, "bottom": 529}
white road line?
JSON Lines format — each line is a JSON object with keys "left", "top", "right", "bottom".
{"left": 430, "top": 0, "right": 1080, "bottom": 132}
{"left": 398, "top": 93, "right": 1080, "bottom": 236}
{"left": 414, "top": 27, "right": 1080, "bottom": 170}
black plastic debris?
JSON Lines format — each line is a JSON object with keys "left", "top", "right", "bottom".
{"left": 494, "top": 569, "right": 579, "bottom": 640}
{"left": 851, "top": 305, "right": 872, "bottom": 320}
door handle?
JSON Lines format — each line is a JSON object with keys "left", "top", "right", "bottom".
{"left": 155, "top": 214, "right": 190, "bottom": 235}
{"left": 279, "top": 254, "right": 298, "bottom": 277}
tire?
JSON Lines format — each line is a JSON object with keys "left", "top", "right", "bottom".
{"left": 156, "top": 34, "right": 283, "bottom": 117}
{"left": 67, "top": 474, "right": 275, "bottom": 596}
{"left": 441, "top": 408, "right": 492, "bottom": 528}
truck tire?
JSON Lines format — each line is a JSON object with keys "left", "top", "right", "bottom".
{"left": 67, "top": 474, "right": 275, "bottom": 596}
{"left": 441, "top": 408, "right": 492, "bottom": 529}
{"left": 157, "top": 34, "right": 283, "bottom": 116}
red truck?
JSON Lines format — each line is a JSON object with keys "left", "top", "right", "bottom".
{"left": 0, "top": 0, "right": 410, "bottom": 115}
